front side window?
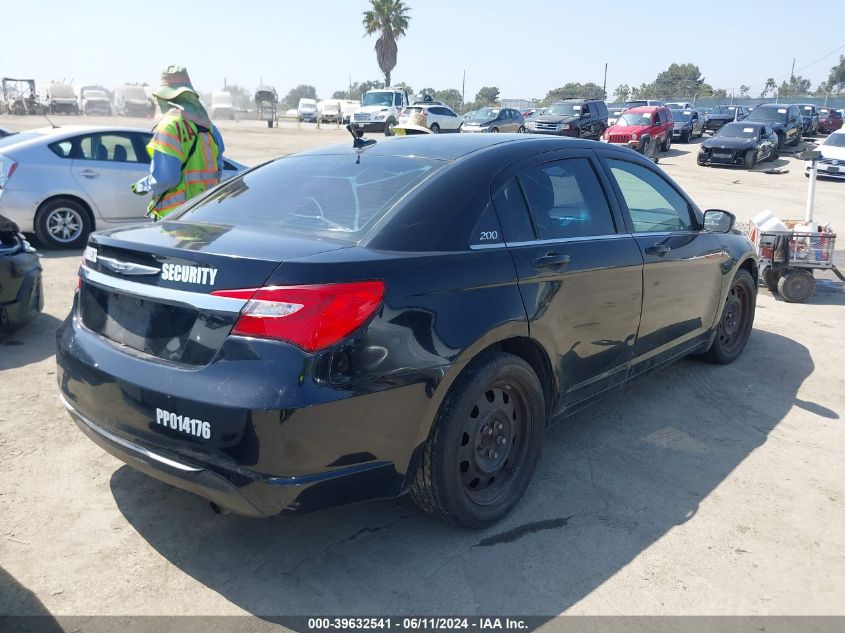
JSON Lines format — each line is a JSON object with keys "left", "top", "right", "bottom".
{"left": 518, "top": 158, "right": 616, "bottom": 240}
{"left": 606, "top": 159, "right": 694, "bottom": 233}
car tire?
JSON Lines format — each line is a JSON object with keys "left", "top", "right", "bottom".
{"left": 744, "top": 150, "right": 756, "bottom": 169}
{"left": 762, "top": 267, "right": 781, "bottom": 293}
{"left": 34, "top": 198, "right": 92, "bottom": 249}
{"left": 430, "top": 123, "right": 440, "bottom": 134}
{"left": 384, "top": 118, "right": 396, "bottom": 136}
{"left": 788, "top": 134, "right": 800, "bottom": 147}
{"left": 517, "top": 126, "right": 525, "bottom": 133}
{"left": 661, "top": 133, "right": 671, "bottom": 152}
{"left": 410, "top": 351, "right": 545, "bottom": 528}
{"left": 682, "top": 130, "right": 690, "bottom": 143}
{"left": 777, "top": 269, "right": 816, "bottom": 303}
{"left": 490, "top": 128, "right": 499, "bottom": 133}
{"left": 701, "top": 268, "right": 756, "bottom": 364}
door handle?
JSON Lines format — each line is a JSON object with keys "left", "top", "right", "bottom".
{"left": 532, "top": 252, "right": 571, "bottom": 270}
{"left": 79, "top": 169, "right": 98, "bottom": 178}
{"left": 645, "top": 244, "right": 671, "bottom": 257}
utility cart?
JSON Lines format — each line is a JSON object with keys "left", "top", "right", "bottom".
{"left": 749, "top": 149, "right": 844, "bottom": 302}
{"left": 254, "top": 86, "right": 278, "bottom": 129}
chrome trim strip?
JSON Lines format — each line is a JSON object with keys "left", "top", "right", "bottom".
{"left": 60, "top": 394, "right": 202, "bottom": 473}
{"left": 506, "top": 234, "right": 632, "bottom": 248}
{"left": 81, "top": 265, "right": 246, "bottom": 313}
{"left": 97, "top": 255, "right": 160, "bottom": 276}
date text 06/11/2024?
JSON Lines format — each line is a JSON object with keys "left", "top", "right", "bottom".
{"left": 306, "top": 618, "right": 529, "bottom": 631}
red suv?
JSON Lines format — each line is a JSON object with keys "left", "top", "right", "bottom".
{"left": 601, "top": 105, "right": 674, "bottom": 154}
{"left": 818, "top": 108, "right": 843, "bottom": 134}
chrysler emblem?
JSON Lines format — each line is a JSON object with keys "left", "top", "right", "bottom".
{"left": 97, "top": 255, "right": 160, "bottom": 276}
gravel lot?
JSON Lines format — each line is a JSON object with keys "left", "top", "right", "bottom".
{"left": 1, "top": 115, "right": 843, "bottom": 620}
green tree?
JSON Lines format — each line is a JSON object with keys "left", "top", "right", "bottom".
{"left": 648, "top": 63, "right": 708, "bottom": 99}
{"left": 542, "top": 82, "right": 605, "bottom": 105}
{"left": 282, "top": 84, "right": 318, "bottom": 109}
{"left": 779, "top": 75, "right": 812, "bottom": 98}
{"left": 475, "top": 86, "right": 500, "bottom": 106}
{"left": 760, "top": 78, "right": 777, "bottom": 98}
{"left": 739, "top": 85, "right": 750, "bottom": 98}
{"left": 613, "top": 84, "right": 631, "bottom": 102}
{"left": 331, "top": 90, "right": 348, "bottom": 99}
{"left": 434, "top": 88, "right": 463, "bottom": 111}
{"left": 711, "top": 88, "right": 728, "bottom": 99}
{"left": 814, "top": 81, "right": 830, "bottom": 97}
{"left": 828, "top": 55, "right": 845, "bottom": 94}
{"left": 362, "top": 0, "right": 411, "bottom": 87}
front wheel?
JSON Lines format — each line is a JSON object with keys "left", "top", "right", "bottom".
{"left": 384, "top": 118, "right": 396, "bottom": 136}
{"left": 744, "top": 150, "right": 756, "bottom": 169}
{"left": 410, "top": 352, "right": 545, "bottom": 528}
{"left": 490, "top": 127, "right": 499, "bottom": 133}
{"left": 661, "top": 133, "right": 672, "bottom": 152}
{"left": 517, "top": 126, "right": 525, "bottom": 133}
{"left": 701, "top": 268, "right": 756, "bottom": 364}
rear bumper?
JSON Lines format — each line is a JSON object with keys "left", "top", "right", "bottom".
{"left": 56, "top": 308, "right": 431, "bottom": 516}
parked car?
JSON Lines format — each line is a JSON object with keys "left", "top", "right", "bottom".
{"left": 697, "top": 122, "right": 778, "bottom": 168}
{"left": 525, "top": 98, "right": 608, "bottom": 139}
{"left": 461, "top": 107, "right": 525, "bottom": 133}
{"left": 57, "top": 133, "right": 758, "bottom": 527}
{"left": 703, "top": 105, "right": 749, "bottom": 134}
{"left": 805, "top": 129, "right": 845, "bottom": 179}
{"left": 817, "top": 107, "right": 843, "bottom": 134}
{"left": 79, "top": 86, "right": 111, "bottom": 116}
{"left": 398, "top": 101, "right": 463, "bottom": 133}
{"left": 601, "top": 105, "right": 674, "bottom": 154}
{"left": 607, "top": 104, "right": 626, "bottom": 126}
{"left": 113, "top": 85, "right": 151, "bottom": 117}
{"left": 317, "top": 99, "right": 342, "bottom": 124}
{"left": 298, "top": 98, "right": 318, "bottom": 123}
{"left": 211, "top": 91, "right": 236, "bottom": 120}
{"left": 795, "top": 104, "right": 819, "bottom": 136}
{"left": 42, "top": 83, "right": 79, "bottom": 115}
{"left": 624, "top": 99, "right": 664, "bottom": 108}
{"left": 670, "top": 109, "right": 705, "bottom": 142}
{"left": 665, "top": 102, "right": 694, "bottom": 110}
{"left": 744, "top": 104, "right": 802, "bottom": 147}
{"left": 0, "top": 126, "right": 247, "bottom": 249}
{"left": 0, "top": 213, "right": 42, "bottom": 332}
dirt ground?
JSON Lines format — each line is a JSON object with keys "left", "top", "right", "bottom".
{"left": 1, "top": 115, "right": 843, "bottom": 621}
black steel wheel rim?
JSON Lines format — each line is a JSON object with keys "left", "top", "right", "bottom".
{"left": 719, "top": 280, "right": 751, "bottom": 353}
{"left": 457, "top": 379, "right": 531, "bottom": 505}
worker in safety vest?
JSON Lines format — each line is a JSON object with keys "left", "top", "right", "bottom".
{"left": 131, "top": 65, "right": 226, "bottom": 220}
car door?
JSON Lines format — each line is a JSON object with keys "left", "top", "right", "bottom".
{"left": 691, "top": 111, "right": 703, "bottom": 135}
{"left": 437, "top": 106, "right": 461, "bottom": 131}
{"left": 599, "top": 155, "right": 727, "bottom": 371}
{"left": 492, "top": 151, "right": 644, "bottom": 411}
{"left": 71, "top": 131, "right": 150, "bottom": 222}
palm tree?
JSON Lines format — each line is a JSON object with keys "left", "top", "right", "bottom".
{"left": 362, "top": 0, "right": 411, "bottom": 88}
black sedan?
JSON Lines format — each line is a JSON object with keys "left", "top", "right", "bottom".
{"left": 57, "top": 134, "right": 758, "bottom": 528}
{"left": 1, "top": 214, "right": 43, "bottom": 332}
{"left": 698, "top": 122, "right": 779, "bottom": 168}
{"left": 703, "top": 105, "right": 749, "bottom": 134}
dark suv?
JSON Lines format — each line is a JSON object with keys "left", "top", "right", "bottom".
{"left": 795, "top": 104, "right": 819, "bottom": 136}
{"left": 745, "top": 104, "right": 802, "bottom": 147}
{"left": 526, "top": 98, "right": 608, "bottom": 139}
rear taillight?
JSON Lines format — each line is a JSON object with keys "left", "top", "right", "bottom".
{"left": 0, "top": 156, "right": 18, "bottom": 190}
{"left": 212, "top": 281, "right": 385, "bottom": 352}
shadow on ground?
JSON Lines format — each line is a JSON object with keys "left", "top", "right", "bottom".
{"left": 109, "top": 330, "right": 811, "bottom": 617}
{"left": 0, "top": 567, "right": 61, "bottom": 631}
{"left": 0, "top": 314, "right": 63, "bottom": 370}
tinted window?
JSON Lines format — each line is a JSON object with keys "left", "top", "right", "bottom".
{"left": 606, "top": 159, "right": 693, "bottom": 233}
{"left": 493, "top": 178, "right": 535, "bottom": 243}
{"left": 177, "top": 154, "right": 442, "bottom": 241}
{"left": 518, "top": 158, "right": 616, "bottom": 239}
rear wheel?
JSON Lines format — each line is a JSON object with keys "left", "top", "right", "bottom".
{"left": 35, "top": 198, "right": 91, "bottom": 249}
{"left": 701, "top": 269, "right": 756, "bottom": 364}
{"left": 410, "top": 352, "right": 545, "bottom": 528}
{"left": 778, "top": 269, "right": 816, "bottom": 303}
{"left": 490, "top": 127, "right": 499, "bottom": 133}
{"left": 744, "top": 150, "right": 756, "bottom": 169}
{"left": 430, "top": 123, "right": 440, "bottom": 134}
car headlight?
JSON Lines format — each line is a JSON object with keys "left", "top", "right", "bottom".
{"left": 560, "top": 123, "right": 570, "bottom": 130}
{"left": 631, "top": 133, "right": 638, "bottom": 140}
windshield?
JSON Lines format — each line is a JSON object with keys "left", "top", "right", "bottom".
{"left": 711, "top": 105, "right": 731, "bottom": 114}
{"left": 823, "top": 133, "right": 845, "bottom": 148}
{"left": 546, "top": 103, "right": 582, "bottom": 116}
{"left": 121, "top": 86, "right": 147, "bottom": 100}
{"left": 84, "top": 90, "right": 107, "bottom": 100}
{"left": 671, "top": 110, "right": 690, "bottom": 122}
{"left": 625, "top": 101, "right": 647, "bottom": 108}
{"left": 0, "top": 131, "right": 43, "bottom": 149}
{"left": 362, "top": 91, "right": 394, "bottom": 107}
{"left": 471, "top": 108, "right": 500, "bottom": 121}
{"left": 747, "top": 107, "right": 787, "bottom": 123}
{"left": 176, "top": 154, "right": 442, "bottom": 240}
{"left": 717, "top": 123, "right": 759, "bottom": 138}
{"left": 616, "top": 112, "right": 652, "bottom": 126}
{"left": 298, "top": 99, "right": 316, "bottom": 109}
{"left": 49, "top": 84, "right": 75, "bottom": 98}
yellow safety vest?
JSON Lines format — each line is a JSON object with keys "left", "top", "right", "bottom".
{"left": 146, "top": 113, "right": 220, "bottom": 219}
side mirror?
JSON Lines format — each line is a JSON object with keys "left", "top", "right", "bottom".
{"left": 703, "top": 209, "right": 735, "bottom": 233}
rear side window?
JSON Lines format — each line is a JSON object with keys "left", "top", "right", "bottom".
{"left": 176, "top": 154, "right": 443, "bottom": 241}
{"left": 518, "top": 158, "right": 616, "bottom": 239}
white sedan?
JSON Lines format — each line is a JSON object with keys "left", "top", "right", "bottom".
{"left": 0, "top": 126, "right": 246, "bottom": 248}
{"left": 806, "top": 129, "right": 845, "bottom": 180}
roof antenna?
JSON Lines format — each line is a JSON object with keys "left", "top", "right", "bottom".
{"left": 42, "top": 113, "right": 58, "bottom": 128}
{"left": 346, "top": 124, "right": 376, "bottom": 151}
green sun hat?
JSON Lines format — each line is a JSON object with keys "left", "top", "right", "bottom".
{"left": 152, "top": 65, "right": 198, "bottom": 100}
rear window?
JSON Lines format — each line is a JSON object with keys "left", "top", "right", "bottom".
{"left": 175, "top": 154, "right": 443, "bottom": 240}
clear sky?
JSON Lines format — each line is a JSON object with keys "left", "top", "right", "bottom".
{"left": 3, "top": 0, "right": 843, "bottom": 102}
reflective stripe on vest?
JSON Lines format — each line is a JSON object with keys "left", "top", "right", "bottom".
{"left": 147, "top": 114, "right": 220, "bottom": 219}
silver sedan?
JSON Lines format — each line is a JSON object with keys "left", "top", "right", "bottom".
{"left": 0, "top": 126, "right": 246, "bottom": 248}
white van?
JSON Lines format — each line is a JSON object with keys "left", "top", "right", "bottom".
{"left": 298, "top": 98, "right": 317, "bottom": 123}
{"left": 211, "top": 91, "right": 235, "bottom": 120}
